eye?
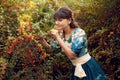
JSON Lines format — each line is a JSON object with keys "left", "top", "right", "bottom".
{"left": 56, "top": 18, "right": 63, "bottom": 22}
{"left": 58, "top": 19, "right": 63, "bottom": 21}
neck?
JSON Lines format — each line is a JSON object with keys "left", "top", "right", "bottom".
{"left": 63, "top": 26, "right": 72, "bottom": 34}
{"left": 63, "top": 26, "right": 74, "bottom": 39}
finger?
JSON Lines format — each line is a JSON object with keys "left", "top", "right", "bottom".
{"left": 50, "top": 29, "right": 57, "bottom": 34}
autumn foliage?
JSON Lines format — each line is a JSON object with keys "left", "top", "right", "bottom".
{"left": 0, "top": 0, "right": 120, "bottom": 80}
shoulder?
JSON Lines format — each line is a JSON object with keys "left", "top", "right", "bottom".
{"left": 74, "top": 28, "right": 86, "bottom": 36}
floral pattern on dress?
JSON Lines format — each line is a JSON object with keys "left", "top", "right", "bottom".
{"left": 51, "top": 28, "right": 88, "bottom": 57}
{"left": 70, "top": 28, "right": 88, "bottom": 57}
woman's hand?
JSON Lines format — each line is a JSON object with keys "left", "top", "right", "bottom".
{"left": 39, "top": 37, "right": 50, "bottom": 48}
{"left": 50, "top": 29, "right": 60, "bottom": 39}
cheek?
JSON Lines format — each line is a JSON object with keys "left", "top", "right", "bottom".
{"left": 58, "top": 20, "right": 69, "bottom": 27}
{"left": 64, "top": 21, "right": 69, "bottom": 26}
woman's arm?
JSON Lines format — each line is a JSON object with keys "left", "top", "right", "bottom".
{"left": 39, "top": 37, "right": 50, "bottom": 48}
{"left": 56, "top": 36, "right": 76, "bottom": 59}
{"left": 39, "top": 37, "right": 54, "bottom": 53}
{"left": 50, "top": 29, "right": 76, "bottom": 59}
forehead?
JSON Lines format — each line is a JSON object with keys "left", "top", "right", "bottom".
{"left": 55, "top": 18, "right": 68, "bottom": 21}
{"left": 54, "top": 15, "right": 67, "bottom": 20}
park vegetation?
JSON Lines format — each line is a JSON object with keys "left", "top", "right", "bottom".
{"left": 0, "top": 0, "right": 119, "bottom": 80}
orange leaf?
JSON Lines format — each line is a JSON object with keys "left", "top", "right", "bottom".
{"left": 18, "top": 27, "right": 23, "bottom": 34}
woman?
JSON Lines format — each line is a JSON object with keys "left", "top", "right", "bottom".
{"left": 40, "top": 6, "right": 108, "bottom": 80}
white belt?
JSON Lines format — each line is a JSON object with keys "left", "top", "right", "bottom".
{"left": 70, "top": 53, "right": 91, "bottom": 78}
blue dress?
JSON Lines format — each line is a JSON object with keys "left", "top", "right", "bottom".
{"left": 51, "top": 28, "right": 108, "bottom": 80}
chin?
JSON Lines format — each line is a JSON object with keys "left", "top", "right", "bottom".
{"left": 55, "top": 26, "right": 63, "bottom": 30}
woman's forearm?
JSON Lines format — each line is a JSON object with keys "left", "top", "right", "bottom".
{"left": 56, "top": 36, "right": 76, "bottom": 59}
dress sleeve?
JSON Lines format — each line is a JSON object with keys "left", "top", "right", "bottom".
{"left": 71, "top": 29, "right": 87, "bottom": 56}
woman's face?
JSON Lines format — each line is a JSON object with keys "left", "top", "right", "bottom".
{"left": 55, "top": 18, "right": 71, "bottom": 30}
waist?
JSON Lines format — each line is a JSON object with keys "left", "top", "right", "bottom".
{"left": 70, "top": 53, "right": 91, "bottom": 66}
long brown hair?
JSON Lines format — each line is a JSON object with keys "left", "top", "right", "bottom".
{"left": 54, "top": 6, "right": 79, "bottom": 28}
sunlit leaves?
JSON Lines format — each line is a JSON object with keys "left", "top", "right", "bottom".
{"left": 0, "top": 57, "right": 7, "bottom": 78}
{"left": 0, "top": 0, "right": 49, "bottom": 79}
{"left": 0, "top": 0, "right": 119, "bottom": 79}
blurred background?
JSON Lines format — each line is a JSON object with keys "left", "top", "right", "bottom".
{"left": 0, "top": 0, "right": 120, "bottom": 80}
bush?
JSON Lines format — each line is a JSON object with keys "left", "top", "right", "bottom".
{"left": 0, "top": 0, "right": 119, "bottom": 80}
